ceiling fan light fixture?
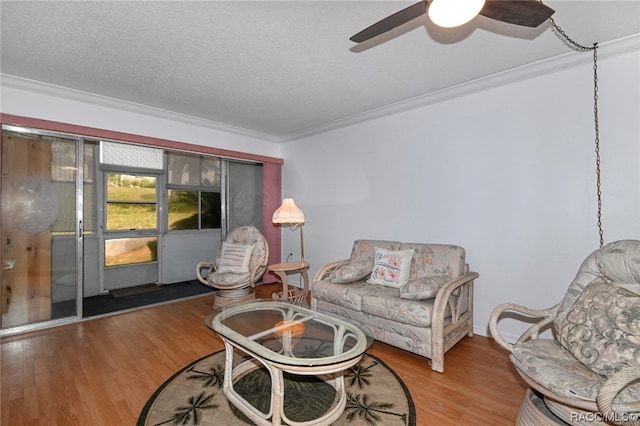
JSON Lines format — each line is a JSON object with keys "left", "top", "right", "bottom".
{"left": 428, "top": 0, "right": 487, "bottom": 28}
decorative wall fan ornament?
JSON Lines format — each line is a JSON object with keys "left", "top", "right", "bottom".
{"left": 8, "top": 175, "right": 61, "bottom": 234}
{"left": 350, "top": 0, "right": 555, "bottom": 43}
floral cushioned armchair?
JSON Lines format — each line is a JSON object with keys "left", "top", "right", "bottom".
{"left": 312, "top": 239, "right": 479, "bottom": 372}
{"left": 489, "top": 239, "right": 640, "bottom": 425}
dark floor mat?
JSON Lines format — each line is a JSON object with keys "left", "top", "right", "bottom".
{"left": 84, "top": 281, "right": 215, "bottom": 317}
{"left": 110, "top": 284, "right": 162, "bottom": 298}
{"left": 51, "top": 281, "right": 215, "bottom": 319}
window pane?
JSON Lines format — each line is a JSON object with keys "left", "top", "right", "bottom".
{"left": 52, "top": 182, "right": 76, "bottom": 232}
{"left": 105, "top": 237, "right": 157, "bottom": 266}
{"left": 106, "top": 204, "right": 157, "bottom": 230}
{"left": 83, "top": 142, "right": 98, "bottom": 234}
{"left": 168, "top": 190, "right": 198, "bottom": 230}
{"left": 168, "top": 152, "right": 199, "bottom": 186}
{"left": 83, "top": 182, "right": 95, "bottom": 234}
{"left": 201, "top": 157, "right": 221, "bottom": 187}
{"left": 202, "top": 191, "right": 221, "bottom": 229}
{"left": 100, "top": 141, "right": 163, "bottom": 169}
{"left": 106, "top": 173, "right": 157, "bottom": 230}
{"left": 107, "top": 174, "right": 156, "bottom": 201}
{"left": 51, "top": 139, "right": 76, "bottom": 182}
{"left": 51, "top": 138, "right": 77, "bottom": 233}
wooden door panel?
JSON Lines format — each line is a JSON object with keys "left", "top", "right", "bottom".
{"left": 1, "top": 132, "right": 52, "bottom": 328}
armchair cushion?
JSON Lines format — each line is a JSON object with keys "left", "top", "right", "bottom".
{"left": 399, "top": 275, "right": 448, "bottom": 300}
{"left": 555, "top": 239, "right": 640, "bottom": 331}
{"left": 367, "top": 247, "right": 414, "bottom": 288}
{"left": 207, "top": 271, "right": 251, "bottom": 287}
{"left": 330, "top": 260, "right": 373, "bottom": 284}
{"left": 510, "top": 339, "right": 640, "bottom": 404}
{"left": 511, "top": 339, "right": 604, "bottom": 401}
{"left": 217, "top": 243, "right": 254, "bottom": 273}
{"left": 558, "top": 276, "right": 640, "bottom": 377}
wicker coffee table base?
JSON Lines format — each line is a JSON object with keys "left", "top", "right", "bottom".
{"left": 221, "top": 339, "right": 361, "bottom": 426}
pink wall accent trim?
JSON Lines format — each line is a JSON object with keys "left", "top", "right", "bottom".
{"left": 0, "top": 113, "right": 283, "bottom": 165}
{"left": 262, "top": 162, "right": 282, "bottom": 283}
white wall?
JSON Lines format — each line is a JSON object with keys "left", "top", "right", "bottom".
{"left": 0, "top": 76, "right": 282, "bottom": 159}
{"left": 280, "top": 44, "right": 640, "bottom": 341}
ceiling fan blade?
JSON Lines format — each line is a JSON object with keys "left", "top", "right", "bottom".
{"left": 479, "top": 0, "right": 554, "bottom": 27}
{"left": 350, "top": 1, "right": 427, "bottom": 43}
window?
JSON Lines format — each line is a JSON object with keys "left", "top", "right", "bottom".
{"left": 100, "top": 140, "right": 163, "bottom": 169}
{"left": 45, "top": 137, "right": 76, "bottom": 235}
{"left": 105, "top": 173, "right": 157, "bottom": 231}
{"left": 104, "top": 237, "right": 157, "bottom": 266}
{"left": 100, "top": 142, "right": 162, "bottom": 268}
{"left": 51, "top": 138, "right": 98, "bottom": 235}
{"left": 168, "top": 190, "right": 221, "bottom": 230}
{"left": 167, "top": 152, "right": 221, "bottom": 231}
{"left": 82, "top": 142, "right": 98, "bottom": 234}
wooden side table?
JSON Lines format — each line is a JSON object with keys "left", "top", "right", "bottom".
{"left": 268, "top": 262, "right": 309, "bottom": 305}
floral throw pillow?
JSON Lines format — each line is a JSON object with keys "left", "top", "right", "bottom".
{"left": 399, "top": 275, "right": 449, "bottom": 300}
{"left": 366, "top": 247, "right": 414, "bottom": 288}
{"left": 557, "top": 276, "right": 640, "bottom": 377}
{"left": 217, "top": 243, "right": 254, "bottom": 273}
{"left": 330, "top": 260, "right": 373, "bottom": 284}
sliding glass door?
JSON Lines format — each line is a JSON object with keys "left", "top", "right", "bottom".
{"left": 1, "top": 126, "right": 83, "bottom": 332}
{"left": 0, "top": 124, "right": 268, "bottom": 334}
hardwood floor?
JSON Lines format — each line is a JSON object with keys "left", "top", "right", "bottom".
{"left": 1, "top": 284, "right": 528, "bottom": 425}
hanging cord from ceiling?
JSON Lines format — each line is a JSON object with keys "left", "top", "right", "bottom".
{"left": 549, "top": 17, "right": 604, "bottom": 248}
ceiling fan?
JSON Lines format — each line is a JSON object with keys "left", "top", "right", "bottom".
{"left": 350, "top": 0, "right": 555, "bottom": 43}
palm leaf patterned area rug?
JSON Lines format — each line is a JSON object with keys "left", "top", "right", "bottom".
{"left": 137, "top": 348, "right": 416, "bottom": 426}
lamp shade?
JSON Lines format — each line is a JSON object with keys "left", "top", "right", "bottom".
{"left": 272, "top": 198, "right": 305, "bottom": 225}
{"left": 428, "top": 0, "right": 486, "bottom": 28}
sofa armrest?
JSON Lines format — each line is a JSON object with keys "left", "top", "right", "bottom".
{"left": 488, "top": 302, "right": 559, "bottom": 352}
{"left": 312, "top": 259, "right": 351, "bottom": 282}
{"left": 597, "top": 365, "right": 640, "bottom": 420}
{"left": 432, "top": 272, "right": 479, "bottom": 322}
{"left": 430, "top": 271, "right": 479, "bottom": 372}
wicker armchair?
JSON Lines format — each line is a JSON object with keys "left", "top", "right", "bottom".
{"left": 489, "top": 240, "right": 640, "bottom": 425}
{"left": 196, "top": 225, "right": 268, "bottom": 307}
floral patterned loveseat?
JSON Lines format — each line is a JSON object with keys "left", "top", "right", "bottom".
{"left": 311, "top": 239, "right": 479, "bottom": 372}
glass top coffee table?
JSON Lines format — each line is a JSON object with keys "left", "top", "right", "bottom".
{"left": 208, "top": 300, "right": 370, "bottom": 426}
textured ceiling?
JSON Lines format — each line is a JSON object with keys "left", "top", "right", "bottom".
{"left": 1, "top": 1, "right": 639, "bottom": 141}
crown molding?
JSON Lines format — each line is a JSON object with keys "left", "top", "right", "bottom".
{"left": 281, "top": 33, "right": 640, "bottom": 142}
{"left": 2, "top": 33, "right": 638, "bottom": 144}
{"left": 0, "top": 73, "right": 280, "bottom": 143}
